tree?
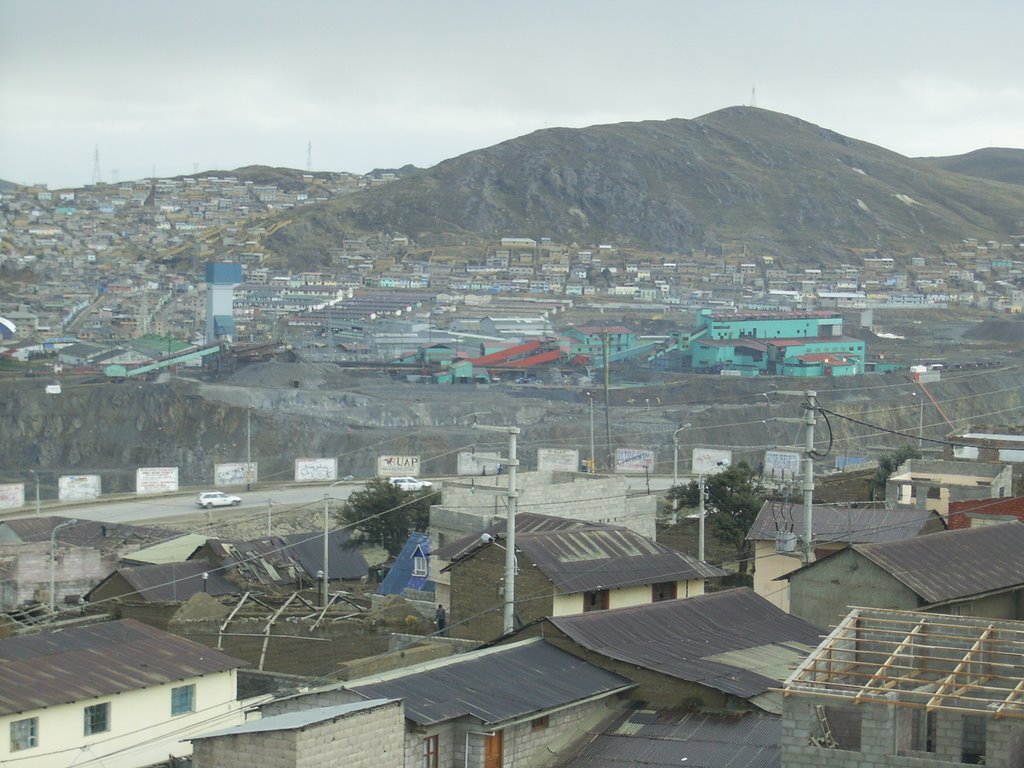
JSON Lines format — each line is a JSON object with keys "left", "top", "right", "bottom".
{"left": 337, "top": 478, "right": 434, "bottom": 556}
{"left": 667, "top": 462, "right": 765, "bottom": 573}
{"left": 873, "top": 444, "right": 921, "bottom": 498}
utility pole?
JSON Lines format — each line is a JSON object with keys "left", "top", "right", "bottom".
{"left": 776, "top": 390, "right": 818, "bottom": 564}
{"left": 246, "top": 408, "right": 253, "bottom": 491}
{"left": 266, "top": 498, "right": 273, "bottom": 537}
{"left": 603, "top": 332, "right": 612, "bottom": 470}
{"left": 50, "top": 519, "right": 78, "bottom": 612}
{"left": 587, "top": 392, "right": 595, "bottom": 472}
{"left": 322, "top": 495, "right": 330, "bottom": 608}
{"left": 473, "top": 424, "right": 520, "bottom": 635}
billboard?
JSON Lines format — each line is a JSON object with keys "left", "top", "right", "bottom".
{"left": 764, "top": 450, "right": 801, "bottom": 481}
{"left": 614, "top": 448, "right": 655, "bottom": 474}
{"left": 692, "top": 448, "right": 732, "bottom": 475}
{"left": 214, "top": 462, "right": 258, "bottom": 487}
{"left": 457, "top": 451, "right": 501, "bottom": 476}
{"left": 377, "top": 455, "right": 420, "bottom": 477}
{"left": 136, "top": 467, "right": 179, "bottom": 495}
{"left": 295, "top": 457, "right": 338, "bottom": 482}
{"left": 537, "top": 448, "right": 579, "bottom": 473}
{"left": 58, "top": 474, "right": 101, "bottom": 501}
{"left": 0, "top": 483, "right": 25, "bottom": 510}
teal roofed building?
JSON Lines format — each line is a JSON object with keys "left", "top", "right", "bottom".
{"left": 687, "top": 309, "right": 865, "bottom": 377}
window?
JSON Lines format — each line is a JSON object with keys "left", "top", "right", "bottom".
{"left": 10, "top": 718, "right": 37, "bottom": 751}
{"left": 531, "top": 715, "right": 549, "bottom": 731}
{"left": 413, "top": 555, "right": 428, "bottom": 578}
{"left": 84, "top": 702, "right": 110, "bottom": 736}
{"left": 171, "top": 684, "right": 195, "bottom": 716}
{"left": 583, "top": 589, "right": 610, "bottom": 612}
{"left": 651, "top": 581, "right": 678, "bottom": 602}
{"left": 422, "top": 734, "right": 439, "bottom": 768}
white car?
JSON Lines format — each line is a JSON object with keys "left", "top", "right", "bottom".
{"left": 389, "top": 476, "right": 433, "bottom": 491}
{"left": 196, "top": 491, "right": 242, "bottom": 509}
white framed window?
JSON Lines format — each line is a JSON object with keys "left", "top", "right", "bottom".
{"left": 413, "top": 555, "right": 428, "bottom": 577}
{"left": 171, "top": 684, "right": 195, "bottom": 716}
{"left": 10, "top": 717, "right": 38, "bottom": 751}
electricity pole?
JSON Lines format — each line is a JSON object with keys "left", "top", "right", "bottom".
{"left": 776, "top": 390, "right": 818, "bottom": 564}
{"left": 473, "top": 424, "right": 520, "bottom": 635}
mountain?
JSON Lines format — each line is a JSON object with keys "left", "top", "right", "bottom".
{"left": 917, "top": 148, "right": 1024, "bottom": 187}
{"left": 264, "top": 107, "right": 1024, "bottom": 263}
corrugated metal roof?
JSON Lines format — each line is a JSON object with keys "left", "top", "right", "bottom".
{"left": 434, "top": 512, "right": 588, "bottom": 561}
{"left": 194, "top": 699, "right": 398, "bottom": 740}
{"left": 200, "top": 528, "right": 366, "bottom": 584}
{"left": 548, "top": 588, "right": 823, "bottom": 700}
{"left": 0, "top": 516, "right": 178, "bottom": 550}
{"left": 442, "top": 514, "right": 723, "bottom": 592}
{"left": 0, "top": 619, "right": 246, "bottom": 716}
{"left": 349, "top": 638, "right": 633, "bottom": 726}
{"left": 120, "top": 533, "right": 209, "bottom": 565}
{"left": 854, "top": 521, "right": 1024, "bottom": 604}
{"left": 558, "top": 709, "right": 781, "bottom": 768}
{"left": 87, "top": 561, "right": 238, "bottom": 602}
{"left": 746, "top": 502, "right": 936, "bottom": 544}
{"left": 517, "top": 527, "right": 724, "bottom": 592}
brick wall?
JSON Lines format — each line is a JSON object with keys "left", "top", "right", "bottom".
{"left": 448, "top": 544, "right": 553, "bottom": 641}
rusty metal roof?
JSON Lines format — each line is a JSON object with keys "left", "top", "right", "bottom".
{"left": 548, "top": 588, "right": 822, "bottom": 701}
{"left": 853, "top": 521, "right": 1024, "bottom": 605}
{"left": 746, "top": 502, "right": 937, "bottom": 544}
{"left": 0, "top": 618, "right": 245, "bottom": 716}
{"left": 0, "top": 516, "right": 178, "bottom": 550}
{"left": 349, "top": 638, "right": 633, "bottom": 726}
{"left": 559, "top": 709, "right": 781, "bottom": 768}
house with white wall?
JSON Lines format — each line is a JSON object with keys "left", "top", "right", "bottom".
{"left": 0, "top": 619, "right": 248, "bottom": 768}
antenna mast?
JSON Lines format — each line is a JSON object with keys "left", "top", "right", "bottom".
{"left": 750, "top": 87, "right": 757, "bottom": 108}
{"left": 92, "top": 145, "right": 102, "bottom": 185}
{"left": 307, "top": 141, "right": 312, "bottom": 172}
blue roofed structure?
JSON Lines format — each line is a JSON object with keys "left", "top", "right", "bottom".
{"left": 378, "top": 531, "right": 433, "bottom": 595}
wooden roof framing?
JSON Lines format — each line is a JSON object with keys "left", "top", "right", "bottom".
{"left": 783, "top": 607, "right": 1024, "bottom": 719}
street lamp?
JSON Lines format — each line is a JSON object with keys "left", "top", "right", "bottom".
{"left": 672, "top": 424, "right": 692, "bottom": 488}
{"left": 50, "top": 518, "right": 78, "bottom": 613}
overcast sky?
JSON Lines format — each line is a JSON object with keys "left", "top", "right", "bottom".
{"left": 2, "top": 0, "right": 1022, "bottom": 189}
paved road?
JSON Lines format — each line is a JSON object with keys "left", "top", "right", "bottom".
{"left": 4, "top": 473, "right": 675, "bottom": 526}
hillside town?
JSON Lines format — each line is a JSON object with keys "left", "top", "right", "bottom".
{"left": 2, "top": 175, "right": 1024, "bottom": 768}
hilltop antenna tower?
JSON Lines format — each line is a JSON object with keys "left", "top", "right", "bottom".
{"left": 307, "top": 141, "right": 312, "bottom": 172}
{"left": 92, "top": 145, "right": 102, "bottom": 185}
{"left": 750, "top": 87, "right": 757, "bottom": 108}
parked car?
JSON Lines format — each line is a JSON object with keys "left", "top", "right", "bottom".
{"left": 388, "top": 476, "right": 433, "bottom": 491}
{"left": 196, "top": 491, "right": 242, "bottom": 509}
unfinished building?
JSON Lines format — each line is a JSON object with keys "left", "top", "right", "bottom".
{"left": 781, "top": 607, "right": 1024, "bottom": 767}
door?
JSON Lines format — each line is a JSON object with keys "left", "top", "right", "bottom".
{"left": 483, "top": 731, "right": 503, "bottom": 768}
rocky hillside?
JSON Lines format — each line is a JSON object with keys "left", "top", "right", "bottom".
{"left": 265, "top": 107, "right": 1024, "bottom": 265}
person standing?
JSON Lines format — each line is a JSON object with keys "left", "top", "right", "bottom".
{"left": 435, "top": 604, "right": 447, "bottom": 636}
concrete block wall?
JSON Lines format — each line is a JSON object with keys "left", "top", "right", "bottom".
{"left": 782, "top": 693, "right": 1024, "bottom": 768}
{"left": 193, "top": 731, "right": 298, "bottom": 768}
{"left": 439, "top": 472, "right": 656, "bottom": 539}
{"left": 403, "top": 722, "right": 455, "bottom": 767}
{"left": 294, "top": 700, "right": 404, "bottom": 768}
{"left": 502, "top": 698, "right": 612, "bottom": 766}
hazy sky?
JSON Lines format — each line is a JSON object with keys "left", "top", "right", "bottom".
{"left": 2, "top": 0, "right": 1022, "bottom": 189}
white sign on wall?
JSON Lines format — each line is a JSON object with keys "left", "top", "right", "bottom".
{"left": 295, "top": 457, "right": 338, "bottom": 482}
{"left": 58, "top": 474, "right": 101, "bottom": 501}
{"left": 214, "top": 462, "right": 258, "bottom": 487}
{"left": 457, "top": 451, "right": 501, "bottom": 476}
{"left": 692, "top": 448, "right": 733, "bottom": 475}
{"left": 614, "top": 448, "right": 655, "bottom": 474}
{"left": 377, "top": 455, "right": 420, "bottom": 477}
{"left": 763, "top": 450, "right": 801, "bottom": 480}
{"left": 0, "top": 483, "right": 25, "bottom": 510}
{"left": 135, "top": 467, "right": 180, "bottom": 495}
{"left": 537, "top": 448, "right": 579, "bottom": 473}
